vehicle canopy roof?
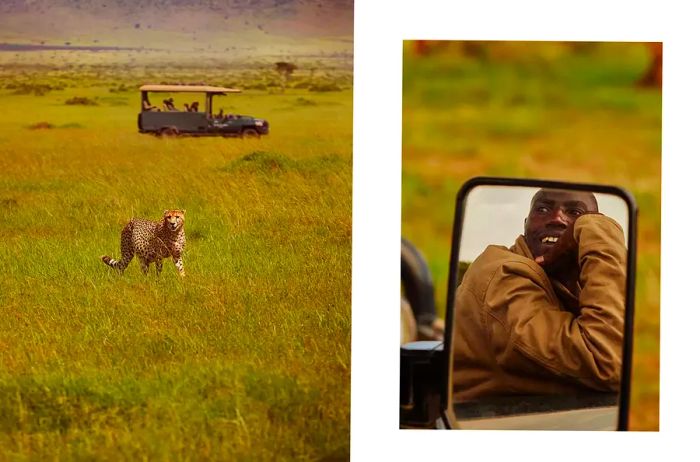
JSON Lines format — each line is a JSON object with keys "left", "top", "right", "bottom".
{"left": 139, "top": 84, "right": 242, "bottom": 94}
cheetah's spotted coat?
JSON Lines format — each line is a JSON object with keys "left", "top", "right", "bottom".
{"left": 101, "top": 210, "right": 186, "bottom": 277}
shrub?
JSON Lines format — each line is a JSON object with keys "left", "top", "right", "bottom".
{"left": 28, "top": 122, "right": 54, "bottom": 129}
{"left": 243, "top": 82, "right": 267, "bottom": 91}
{"left": 65, "top": 97, "right": 98, "bottom": 106}
{"left": 12, "top": 83, "right": 54, "bottom": 96}
{"left": 291, "top": 81, "right": 311, "bottom": 89}
{"left": 223, "top": 151, "right": 346, "bottom": 176}
{"left": 224, "top": 151, "right": 293, "bottom": 173}
{"left": 308, "top": 82, "right": 342, "bottom": 92}
{"left": 108, "top": 83, "right": 130, "bottom": 93}
{"left": 295, "top": 97, "right": 317, "bottom": 106}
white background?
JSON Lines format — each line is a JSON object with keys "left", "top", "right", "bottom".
{"left": 352, "top": 0, "right": 695, "bottom": 459}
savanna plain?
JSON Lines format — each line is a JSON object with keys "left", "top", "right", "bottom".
{"left": 0, "top": 53, "right": 352, "bottom": 459}
{"left": 402, "top": 42, "right": 660, "bottom": 430}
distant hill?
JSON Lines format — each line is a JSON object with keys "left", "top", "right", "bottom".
{"left": 0, "top": 0, "right": 353, "bottom": 56}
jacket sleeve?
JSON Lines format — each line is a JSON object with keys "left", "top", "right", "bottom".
{"left": 485, "top": 214, "right": 627, "bottom": 391}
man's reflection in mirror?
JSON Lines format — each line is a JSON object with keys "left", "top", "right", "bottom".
{"left": 452, "top": 189, "right": 626, "bottom": 402}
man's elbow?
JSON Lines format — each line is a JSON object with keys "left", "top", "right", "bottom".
{"left": 586, "top": 356, "right": 622, "bottom": 392}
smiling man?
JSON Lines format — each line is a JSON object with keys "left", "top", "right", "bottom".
{"left": 452, "top": 189, "right": 627, "bottom": 402}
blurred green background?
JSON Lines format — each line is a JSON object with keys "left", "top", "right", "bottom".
{"left": 402, "top": 41, "right": 660, "bottom": 430}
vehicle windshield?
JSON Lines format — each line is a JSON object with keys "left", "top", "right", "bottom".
{"left": 210, "top": 96, "right": 241, "bottom": 119}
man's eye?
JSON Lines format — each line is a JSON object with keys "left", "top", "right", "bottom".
{"left": 567, "top": 208, "right": 584, "bottom": 217}
{"left": 536, "top": 206, "right": 550, "bottom": 213}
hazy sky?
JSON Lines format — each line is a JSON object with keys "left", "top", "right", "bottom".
{"left": 459, "top": 185, "right": 630, "bottom": 262}
{"left": 0, "top": 0, "right": 353, "bottom": 52}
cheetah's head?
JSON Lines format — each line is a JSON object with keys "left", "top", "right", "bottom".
{"left": 163, "top": 209, "right": 186, "bottom": 232}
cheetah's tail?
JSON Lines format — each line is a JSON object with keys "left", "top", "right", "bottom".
{"left": 101, "top": 255, "right": 123, "bottom": 272}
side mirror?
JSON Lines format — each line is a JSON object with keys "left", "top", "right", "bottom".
{"left": 401, "top": 177, "right": 637, "bottom": 430}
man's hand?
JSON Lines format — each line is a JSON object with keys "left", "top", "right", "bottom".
{"left": 533, "top": 221, "right": 577, "bottom": 272}
{"left": 534, "top": 212, "right": 602, "bottom": 274}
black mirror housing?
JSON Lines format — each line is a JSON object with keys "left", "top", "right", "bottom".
{"left": 400, "top": 341, "right": 448, "bottom": 428}
{"left": 445, "top": 177, "right": 637, "bottom": 430}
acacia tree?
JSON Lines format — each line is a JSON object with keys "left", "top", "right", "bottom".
{"left": 275, "top": 61, "right": 297, "bottom": 92}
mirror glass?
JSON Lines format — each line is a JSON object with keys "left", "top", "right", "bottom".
{"left": 449, "top": 184, "right": 631, "bottom": 430}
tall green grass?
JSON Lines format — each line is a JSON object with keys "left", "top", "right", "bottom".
{"left": 402, "top": 42, "right": 660, "bottom": 430}
{"left": 0, "top": 64, "right": 352, "bottom": 459}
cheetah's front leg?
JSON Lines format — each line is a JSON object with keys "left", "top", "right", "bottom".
{"left": 173, "top": 256, "right": 185, "bottom": 277}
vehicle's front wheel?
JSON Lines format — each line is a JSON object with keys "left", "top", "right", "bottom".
{"left": 242, "top": 128, "right": 260, "bottom": 138}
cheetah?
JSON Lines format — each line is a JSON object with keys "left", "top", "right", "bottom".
{"left": 101, "top": 210, "right": 186, "bottom": 277}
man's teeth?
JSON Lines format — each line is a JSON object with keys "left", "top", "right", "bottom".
{"left": 541, "top": 236, "right": 559, "bottom": 244}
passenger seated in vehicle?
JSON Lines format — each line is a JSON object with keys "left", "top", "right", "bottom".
{"left": 190, "top": 102, "right": 199, "bottom": 112}
{"left": 163, "top": 98, "right": 178, "bottom": 111}
{"left": 142, "top": 97, "right": 157, "bottom": 111}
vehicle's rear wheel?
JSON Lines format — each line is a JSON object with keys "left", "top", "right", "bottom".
{"left": 158, "top": 127, "right": 180, "bottom": 137}
{"left": 242, "top": 128, "right": 260, "bottom": 138}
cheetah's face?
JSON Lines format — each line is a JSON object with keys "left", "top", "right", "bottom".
{"left": 163, "top": 209, "right": 186, "bottom": 231}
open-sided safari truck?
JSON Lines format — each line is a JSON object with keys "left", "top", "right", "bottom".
{"left": 138, "top": 84, "right": 269, "bottom": 137}
{"left": 400, "top": 177, "right": 637, "bottom": 430}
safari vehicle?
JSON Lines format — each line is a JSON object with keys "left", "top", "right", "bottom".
{"left": 137, "top": 84, "right": 269, "bottom": 137}
{"left": 400, "top": 177, "right": 637, "bottom": 431}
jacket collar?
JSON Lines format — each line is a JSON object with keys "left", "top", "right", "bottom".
{"left": 510, "top": 235, "right": 535, "bottom": 260}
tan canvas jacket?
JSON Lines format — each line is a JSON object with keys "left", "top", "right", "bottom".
{"left": 452, "top": 214, "right": 626, "bottom": 402}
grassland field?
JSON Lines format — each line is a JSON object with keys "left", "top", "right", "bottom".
{"left": 402, "top": 42, "right": 660, "bottom": 430}
{"left": 0, "top": 57, "right": 352, "bottom": 460}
